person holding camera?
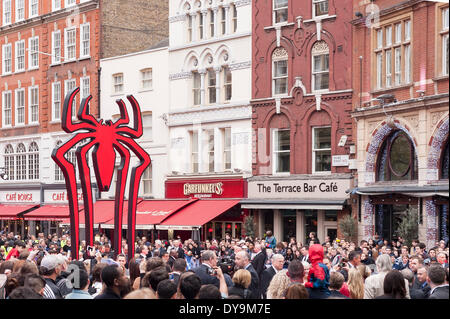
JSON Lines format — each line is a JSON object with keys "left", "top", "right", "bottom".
{"left": 192, "top": 250, "right": 221, "bottom": 288}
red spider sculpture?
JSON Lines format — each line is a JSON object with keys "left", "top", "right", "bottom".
{"left": 52, "top": 87, "right": 151, "bottom": 261}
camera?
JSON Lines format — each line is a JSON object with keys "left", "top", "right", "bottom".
{"left": 218, "top": 256, "right": 235, "bottom": 276}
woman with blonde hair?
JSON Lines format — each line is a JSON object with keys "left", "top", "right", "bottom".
{"left": 228, "top": 269, "right": 252, "bottom": 299}
{"left": 266, "top": 269, "right": 291, "bottom": 299}
{"left": 347, "top": 268, "right": 364, "bottom": 299}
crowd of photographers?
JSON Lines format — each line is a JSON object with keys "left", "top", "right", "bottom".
{"left": 0, "top": 229, "right": 448, "bottom": 299}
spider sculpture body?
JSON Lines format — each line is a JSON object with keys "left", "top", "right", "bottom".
{"left": 52, "top": 88, "right": 151, "bottom": 261}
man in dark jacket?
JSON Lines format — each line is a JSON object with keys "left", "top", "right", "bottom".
{"left": 251, "top": 243, "right": 266, "bottom": 279}
{"left": 260, "top": 253, "right": 284, "bottom": 299}
{"left": 40, "top": 255, "right": 63, "bottom": 299}
{"left": 94, "top": 264, "right": 130, "bottom": 299}
{"left": 427, "top": 265, "right": 449, "bottom": 299}
{"left": 235, "top": 250, "right": 260, "bottom": 299}
{"left": 192, "top": 250, "right": 221, "bottom": 288}
{"left": 328, "top": 272, "right": 349, "bottom": 299}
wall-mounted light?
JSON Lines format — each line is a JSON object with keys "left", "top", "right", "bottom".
{"left": 0, "top": 167, "right": 8, "bottom": 180}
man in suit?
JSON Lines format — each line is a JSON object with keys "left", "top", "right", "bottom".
{"left": 300, "top": 246, "right": 310, "bottom": 263}
{"left": 427, "top": 265, "right": 449, "bottom": 299}
{"left": 170, "top": 258, "right": 187, "bottom": 286}
{"left": 259, "top": 253, "right": 284, "bottom": 299}
{"left": 192, "top": 250, "right": 221, "bottom": 288}
{"left": 251, "top": 243, "right": 267, "bottom": 279}
{"left": 172, "top": 240, "right": 185, "bottom": 259}
{"left": 328, "top": 272, "right": 349, "bottom": 299}
{"left": 235, "top": 250, "right": 260, "bottom": 299}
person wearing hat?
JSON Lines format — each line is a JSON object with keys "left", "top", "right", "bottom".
{"left": 5, "top": 240, "right": 26, "bottom": 261}
{"left": 41, "top": 255, "right": 63, "bottom": 299}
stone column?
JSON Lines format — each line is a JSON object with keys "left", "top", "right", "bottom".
{"left": 214, "top": 66, "right": 221, "bottom": 103}
{"left": 296, "top": 210, "right": 304, "bottom": 244}
{"left": 273, "top": 209, "right": 283, "bottom": 243}
{"left": 199, "top": 68, "right": 206, "bottom": 106}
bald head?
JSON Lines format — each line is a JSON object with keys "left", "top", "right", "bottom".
{"left": 235, "top": 251, "right": 251, "bottom": 269}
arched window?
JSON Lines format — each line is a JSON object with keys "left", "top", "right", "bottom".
{"left": 55, "top": 140, "right": 64, "bottom": 181}
{"left": 28, "top": 142, "right": 39, "bottom": 180}
{"left": 16, "top": 143, "right": 27, "bottom": 180}
{"left": 312, "top": 41, "right": 329, "bottom": 91}
{"left": 441, "top": 139, "right": 449, "bottom": 179}
{"left": 377, "top": 130, "right": 418, "bottom": 181}
{"left": 272, "top": 47, "right": 288, "bottom": 96}
{"left": 4, "top": 144, "right": 14, "bottom": 181}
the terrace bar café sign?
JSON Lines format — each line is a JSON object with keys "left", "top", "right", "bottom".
{"left": 247, "top": 179, "right": 351, "bottom": 200}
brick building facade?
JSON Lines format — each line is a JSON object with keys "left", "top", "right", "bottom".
{"left": 244, "top": 0, "right": 355, "bottom": 243}
{"left": 351, "top": 0, "right": 449, "bottom": 247}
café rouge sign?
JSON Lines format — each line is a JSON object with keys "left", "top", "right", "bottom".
{"left": 183, "top": 182, "right": 224, "bottom": 196}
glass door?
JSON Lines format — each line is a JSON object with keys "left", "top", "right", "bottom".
{"left": 282, "top": 209, "right": 296, "bottom": 242}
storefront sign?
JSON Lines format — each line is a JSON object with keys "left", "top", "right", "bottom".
{"left": 332, "top": 155, "right": 349, "bottom": 166}
{"left": 44, "top": 190, "right": 83, "bottom": 203}
{"left": 247, "top": 179, "right": 351, "bottom": 199}
{"left": 0, "top": 190, "right": 40, "bottom": 203}
{"left": 166, "top": 178, "right": 245, "bottom": 199}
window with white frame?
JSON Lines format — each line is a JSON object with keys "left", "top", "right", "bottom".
{"left": 273, "top": 0, "right": 288, "bottom": 24}
{"left": 52, "top": 0, "right": 61, "bottom": 11}
{"left": 232, "top": 4, "right": 237, "bottom": 32}
{"left": 29, "top": 37, "right": 39, "bottom": 69}
{"left": 204, "top": 129, "right": 215, "bottom": 172}
{"left": 65, "top": 79, "right": 76, "bottom": 116}
{"left": 385, "top": 25, "right": 392, "bottom": 47}
{"left": 2, "top": 43, "right": 12, "bottom": 74}
{"left": 29, "top": 86, "right": 39, "bottom": 124}
{"left": 273, "top": 129, "right": 290, "bottom": 174}
{"left": 15, "top": 89, "right": 25, "bottom": 125}
{"left": 142, "top": 113, "right": 152, "bottom": 140}
{"left": 4, "top": 144, "right": 15, "bottom": 180}
{"left": 223, "top": 67, "right": 232, "bottom": 102}
{"left": 313, "top": 0, "right": 328, "bottom": 17}
{"left": 312, "top": 127, "right": 331, "bottom": 173}
{"left": 80, "top": 23, "right": 90, "bottom": 58}
{"left": 142, "top": 166, "right": 152, "bottom": 195}
{"left": 30, "top": 0, "right": 39, "bottom": 17}
{"left": 3, "top": 0, "right": 11, "bottom": 25}
{"left": 187, "top": 14, "right": 193, "bottom": 42}
{"left": 52, "top": 30, "right": 61, "bottom": 64}
{"left": 2, "top": 91, "right": 12, "bottom": 126}
{"left": 191, "top": 131, "right": 199, "bottom": 173}
{"left": 65, "top": 28, "right": 76, "bottom": 61}
{"left": 221, "top": 7, "right": 226, "bottom": 35}
{"left": 385, "top": 49, "right": 392, "bottom": 87}
{"left": 442, "top": 7, "right": 449, "bottom": 76}
{"left": 312, "top": 41, "right": 329, "bottom": 91}
{"left": 28, "top": 142, "right": 39, "bottom": 180}
{"left": 198, "top": 12, "right": 204, "bottom": 40}
{"left": 376, "top": 52, "right": 383, "bottom": 89}
{"left": 193, "top": 72, "right": 201, "bottom": 105}
{"left": 81, "top": 76, "right": 90, "bottom": 98}
{"left": 15, "top": 40, "right": 25, "bottom": 72}
{"left": 141, "top": 68, "right": 152, "bottom": 90}
{"left": 209, "top": 10, "right": 215, "bottom": 38}
{"left": 54, "top": 140, "right": 64, "bottom": 181}
{"left": 16, "top": 143, "right": 26, "bottom": 180}
{"left": 65, "top": 0, "right": 76, "bottom": 7}
{"left": 272, "top": 47, "right": 288, "bottom": 95}
{"left": 222, "top": 127, "right": 231, "bottom": 170}
{"left": 52, "top": 82, "right": 61, "bottom": 121}
{"left": 16, "top": 0, "right": 25, "bottom": 22}
{"left": 207, "top": 69, "right": 217, "bottom": 104}
{"left": 394, "top": 47, "right": 401, "bottom": 85}
{"left": 113, "top": 73, "right": 123, "bottom": 94}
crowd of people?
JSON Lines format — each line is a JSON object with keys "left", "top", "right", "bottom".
{"left": 0, "top": 229, "right": 448, "bottom": 300}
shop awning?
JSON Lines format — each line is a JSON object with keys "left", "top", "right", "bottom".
{"left": 156, "top": 199, "right": 240, "bottom": 230}
{"left": 239, "top": 199, "right": 347, "bottom": 210}
{"left": 348, "top": 184, "right": 449, "bottom": 197}
{"left": 21, "top": 205, "right": 71, "bottom": 221}
{"left": 0, "top": 204, "right": 39, "bottom": 220}
{"left": 60, "top": 200, "right": 124, "bottom": 227}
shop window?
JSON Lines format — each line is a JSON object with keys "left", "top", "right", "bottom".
{"left": 273, "top": 129, "right": 290, "bottom": 174}
{"left": 441, "top": 139, "right": 449, "bottom": 179}
{"left": 282, "top": 210, "right": 296, "bottom": 242}
{"left": 377, "top": 130, "right": 418, "bottom": 181}
{"left": 304, "top": 210, "right": 318, "bottom": 243}
{"left": 262, "top": 209, "right": 274, "bottom": 234}
{"left": 312, "top": 127, "right": 331, "bottom": 173}
{"left": 376, "top": 204, "right": 413, "bottom": 242}
{"left": 235, "top": 223, "right": 242, "bottom": 239}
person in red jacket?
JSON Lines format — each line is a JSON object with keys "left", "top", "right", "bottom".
{"left": 6, "top": 240, "right": 26, "bottom": 260}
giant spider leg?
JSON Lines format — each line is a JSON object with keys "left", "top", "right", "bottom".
{"left": 62, "top": 88, "right": 96, "bottom": 133}
{"left": 76, "top": 139, "right": 98, "bottom": 247}
{"left": 117, "top": 137, "right": 151, "bottom": 261}
{"left": 113, "top": 99, "right": 130, "bottom": 128}
{"left": 115, "top": 95, "right": 143, "bottom": 138}
{"left": 78, "top": 95, "right": 99, "bottom": 128}
{"left": 112, "top": 141, "right": 131, "bottom": 257}
{"left": 52, "top": 132, "right": 93, "bottom": 260}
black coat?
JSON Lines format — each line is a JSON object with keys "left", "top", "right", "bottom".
{"left": 94, "top": 288, "right": 121, "bottom": 299}
{"left": 251, "top": 250, "right": 267, "bottom": 279}
{"left": 428, "top": 286, "right": 449, "bottom": 299}
{"left": 328, "top": 290, "right": 349, "bottom": 299}
{"left": 192, "top": 264, "right": 220, "bottom": 288}
{"left": 259, "top": 266, "right": 276, "bottom": 299}
{"left": 228, "top": 285, "right": 251, "bottom": 299}
{"left": 244, "top": 264, "right": 260, "bottom": 299}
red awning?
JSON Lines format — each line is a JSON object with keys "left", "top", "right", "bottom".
{"left": 60, "top": 199, "right": 197, "bottom": 229}
{"left": 0, "top": 204, "right": 39, "bottom": 220}
{"left": 22, "top": 205, "right": 71, "bottom": 221}
{"left": 157, "top": 199, "right": 240, "bottom": 230}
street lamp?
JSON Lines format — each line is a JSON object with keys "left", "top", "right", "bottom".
{"left": 0, "top": 167, "right": 8, "bottom": 180}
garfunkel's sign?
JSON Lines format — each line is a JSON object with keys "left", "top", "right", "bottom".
{"left": 247, "top": 179, "right": 351, "bottom": 200}
{"left": 166, "top": 178, "right": 245, "bottom": 199}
